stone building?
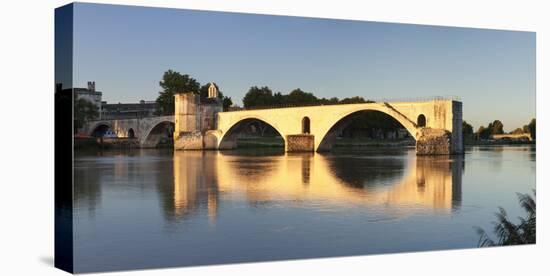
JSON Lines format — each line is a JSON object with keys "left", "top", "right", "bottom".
{"left": 101, "top": 100, "right": 158, "bottom": 119}
{"left": 173, "top": 83, "right": 223, "bottom": 150}
{"left": 74, "top": 81, "right": 102, "bottom": 117}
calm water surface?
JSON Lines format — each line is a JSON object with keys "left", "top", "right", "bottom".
{"left": 73, "top": 145, "right": 535, "bottom": 272}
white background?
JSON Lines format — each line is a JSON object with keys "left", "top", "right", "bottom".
{"left": 0, "top": 0, "right": 547, "bottom": 275}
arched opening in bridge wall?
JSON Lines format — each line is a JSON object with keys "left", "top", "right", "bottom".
{"left": 127, "top": 128, "right": 135, "bottom": 138}
{"left": 317, "top": 110, "right": 415, "bottom": 152}
{"left": 90, "top": 124, "right": 111, "bottom": 137}
{"left": 417, "top": 114, "right": 426, "bottom": 127}
{"left": 219, "top": 118, "right": 285, "bottom": 150}
{"left": 302, "top": 117, "right": 310, "bottom": 134}
{"left": 142, "top": 121, "right": 175, "bottom": 148}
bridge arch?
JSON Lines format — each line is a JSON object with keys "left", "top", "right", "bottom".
{"left": 141, "top": 120, "right": 175, "bottom": 148}
{"left": 89, "top": 122, "right": 113, "bottom": 137}
{"left": 316, "top": 106, "right": 419, "bottom": 152}
{"left": 218, "top": 116, "right": 286, "bottom": 150}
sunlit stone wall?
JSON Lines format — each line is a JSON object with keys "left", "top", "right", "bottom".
{"left": 416, "top": 128, "right": 452, "bottom": 155}
{"left": 286, "top": 134, "right": 314, "bottom": 152}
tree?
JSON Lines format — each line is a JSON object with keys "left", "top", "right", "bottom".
{"left": 74, "top": 97, "right": 99, "bottom": 133}
{"left": 476, "top": 120, "right": 503, "bottom": 139}
{"left": 462, "top": 121, "right": 473, "bottom": 138}
{"left": 477, "top": 191, "right": 536, "bottom": 246}
{"left": 526, "top": 118, "right": 536, "bottom": 140}
{"left": 283, "top": 88, "right": 319, "bottom": 105}
{"left": 318, "top": 97, "right": 339, "bottom": 104}
{"left": 490, "top": 120, "right": 504, "bottom": 135}
{"left": 510, "top": 128, "right": 524, "bottom": 134}
{"left": 222, "top": 96, "right": 233, "bottom": 111}
{"left": 241, "top": 87, "right": 375, "bottom": 108}
{"left": 476, "top": 126, "right": 491, "bottom": 140}
{"left": 339, "top": 96, "right": 367, "bottom": 104}
{"left": 242, "top": 86, "right": 275, "bottom": 108}
{"left": 156, "top": 70, "right": 200, "bottom": 115}
{"left": 272, "top": 92, "right": 285, "bottom": 105}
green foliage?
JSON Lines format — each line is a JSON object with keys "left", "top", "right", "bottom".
{"left": 339, "top": 96, "right": 371, "bottom": 104}
{"left": 475, "top": 118, "right": 535, "bottom": 140}
{"left": 490, "top": 120, "right": 504, "bottom": 135}
{"left": 477, "top": 191, "right": 536, "bottom": 247}
{"left": 222, "top": 96, "right": 233, "bottom": 111}
{"left": 284, "top": 88, "right": 318, "bottom": 105}
{"left": 241, "top": 86, "right": 374, "bottom": 108}
{"left": 318, "top": 97, "right": 340, "bottom": 104}
{"left": 476, "top": 120, "right": 504, "bottom": 139}
{"left": 462, "top": 121, "right": 473, "bottom": 138}
{"left": 526, "top": 118, "right": 536, "bottom": 139}
{"left": 156, "top": 70, "right": 200, "bottom": 115}
{"left": 242, "top": 86, "right": 275, "bottom": 108}
{"left": 74, "top": 97, "right": 99, "bottom": 133}
{"left": 476, "top": 126, "right": 491, "bottom": 139}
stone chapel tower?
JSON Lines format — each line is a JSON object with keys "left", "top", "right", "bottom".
{"left": 207, "top": 82, "right": 218, "bottom": 99}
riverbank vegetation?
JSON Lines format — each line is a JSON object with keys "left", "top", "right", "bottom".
{"left": 74, "top": 96, "right": 99, "bottom": 133}
{"left": 463, "top": 118, "right": 535, "bottom": 145}
{"left": 476, "top": 191, "right": 536, "bottom": 246}
{"left": 242, "top": 86, "right": 373, "bottom": 108}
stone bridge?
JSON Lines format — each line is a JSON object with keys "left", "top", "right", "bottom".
{"left": 87, "top": 96, "right": 463, "bottom": 154}
{"left": 205, "top": 99, "right": 463, "bottom": 154}
{"left": 84, "top": 116, "right": 174, "bottom": 147}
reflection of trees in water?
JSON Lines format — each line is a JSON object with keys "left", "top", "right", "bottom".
{"left": 474, "top": 146, "right": 504, "bottom": 171}
{"left": 74, "top": 161, "right": 102, "bottom": 216}
{"left": 219, "top": 148, "right": 284, "bottom": 157}
{"left": 222, "top": 150, "right": 284, "bottom": 181}
{"left": 323, "top": 151, "right": 463, "bottom": 211}
{"left": 325, "top": 154, "right": 406, "bottom": 189}
{"left": 527, "top": 145, "right": 536, "bottom": 163}
{"left": 74, "top": 150, "right": 163, "bottom": 215}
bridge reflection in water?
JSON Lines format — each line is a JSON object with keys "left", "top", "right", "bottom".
{"left": 167, "top": 150, "right": 463, "bottom": 221}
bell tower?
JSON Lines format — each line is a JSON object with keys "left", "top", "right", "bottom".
{"left": 207, "top": 82, "right": 218, "bottom": 99}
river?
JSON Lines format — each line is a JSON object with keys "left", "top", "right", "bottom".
{"left": 73, "top": 145, "right": 535, "bottom": 272}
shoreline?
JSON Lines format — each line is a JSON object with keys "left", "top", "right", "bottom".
{"left": 75, "top": 136, "right": 535, "bottom": 151}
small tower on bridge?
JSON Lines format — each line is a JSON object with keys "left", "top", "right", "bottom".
{"left": 207, "top": 82, "right": 218, "bottom": 99}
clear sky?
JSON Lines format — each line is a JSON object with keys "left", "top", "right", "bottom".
{"left": 73, "top": 3, "right": 535, "bottom": 131}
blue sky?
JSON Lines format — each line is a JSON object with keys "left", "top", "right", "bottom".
{"left": 73, "top": 3, "right": 535, "bottom": 131}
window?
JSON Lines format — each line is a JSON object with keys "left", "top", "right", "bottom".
{"left": 417, "top": 114, "right": 426, "bottom": 127}
{"left": 302, "top": 117, "right": 311, "bottom": 134}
